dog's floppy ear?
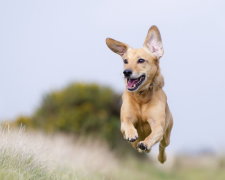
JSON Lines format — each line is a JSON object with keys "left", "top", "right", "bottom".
{"left": 144, "top": 26, "right": 164, "bottom": 59}
{"left": 106, "top": 38, "right": 128, "bottom": 56}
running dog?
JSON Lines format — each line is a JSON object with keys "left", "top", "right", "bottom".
{"left": 106, "top": 26, "right": 173, "bottom": 163}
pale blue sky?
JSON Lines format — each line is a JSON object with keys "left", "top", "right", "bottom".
{"left": 1, "top": 0, "right": 225, "bottom": 152}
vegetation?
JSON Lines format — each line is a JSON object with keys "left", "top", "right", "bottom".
{"left": 16, "top": 84, "right": 119, "bottom": 141}
{"left": 0, "top": 128, "right": 225, "bottom": 180}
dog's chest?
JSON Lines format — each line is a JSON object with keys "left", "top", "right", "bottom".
{"left": 134, "top": 104, "right": 152, "bottom": 139}
{"left": 134, "top": 103, "right": 151, "bottom": 122}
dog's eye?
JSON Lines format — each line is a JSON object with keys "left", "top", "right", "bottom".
{"left": 137, "top": 59, "right": 145, "bottom": 63}
{"left": 123, "top": 59, "right": 128, "bottom": 64}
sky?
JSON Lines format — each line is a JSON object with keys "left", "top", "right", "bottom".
{"left": 0, "top": 0, "right": 225, "bottom": 152}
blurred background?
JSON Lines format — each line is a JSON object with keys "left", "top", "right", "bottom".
{"left": 0, "top": 0, "right": 225, "bottom": 179}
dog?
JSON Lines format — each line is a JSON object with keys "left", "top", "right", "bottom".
{"left": 105, "top": 26, "right": 173, "bottom": 163}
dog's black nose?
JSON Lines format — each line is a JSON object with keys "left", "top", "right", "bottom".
{"left": 123, "top": 69, "right": 132, "bottom": 77}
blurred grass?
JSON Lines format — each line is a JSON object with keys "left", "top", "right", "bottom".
{"left": 0, "top": 127, "right": 225, "bottom": 180}
{"left": 114, "top": 158, "right": 225, "bottom": 180}
{"left": 0, "top": 148, "right": 103, "bottom": 180}
{"left": 1, "top": 150, "right": 225, "bottom": 180}
{"left": 0, "top": 149, "right": 51, "bottom": 180}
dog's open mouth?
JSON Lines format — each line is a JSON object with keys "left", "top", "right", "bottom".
{"left": 127, "top": 75, "right": 146, "bottom": 91}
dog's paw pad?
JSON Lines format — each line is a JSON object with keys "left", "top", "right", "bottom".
{"left": 137, "top": 142, "right": 147, "bottom": 151}
{"left": 122, "top": 128, "right": 138, "bottom": 142}
{"left": 127, "top": 136, "right": 138, "bottom": 142}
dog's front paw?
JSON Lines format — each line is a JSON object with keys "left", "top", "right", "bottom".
{"left": 121, "top": 127, "right": 138, "bottom": 142}
{"left": 137, "top": 141, "right": 151, "bottom": 153}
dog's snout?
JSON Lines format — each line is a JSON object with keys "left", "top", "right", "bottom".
{"left": 123, "top": 69, "right": 132, "bottom": 77}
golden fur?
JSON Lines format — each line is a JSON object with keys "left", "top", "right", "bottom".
{"left": 106, "top": 26, "right": 173, "bottom": 163}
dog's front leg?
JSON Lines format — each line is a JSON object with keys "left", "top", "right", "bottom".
{"left": 121, "top": 122, "right": 138, "bottom": 142}
{"left": 137, "top": 113, "right": 165, "bottom": 152}
{"left": 120, "top": 97, "right": 139, "bottom": 142}
{"left": 120, "top": 119, "right": 138, "bottom": 142}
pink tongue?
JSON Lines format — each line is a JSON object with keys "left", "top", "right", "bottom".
{"left": 127, "top": 79, "right": 139, "bottom": 88}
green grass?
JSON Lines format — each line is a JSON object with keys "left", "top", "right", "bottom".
{"left": 108, "top": 157, "right": 225, "bottom": 180}
{"left": 0, "top": 129, "right": 225, "bottom": 180}
{"left": 1, "top": 148, "right": 224, "bottom": 180}
{"left": 0, "top": 148, "right": 50, "bottom": 180}
{"left": 0, "top": 148, "right": 104, "bottom": 180}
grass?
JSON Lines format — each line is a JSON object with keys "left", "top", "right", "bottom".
{"left": 0, "top": 127, "right": 225, "bottom": 180}
{"left": 0, "top": 150, "right": 109, "bottom": 180}
{"left": 0, "top": 148, "right": 51, "bottom": 180}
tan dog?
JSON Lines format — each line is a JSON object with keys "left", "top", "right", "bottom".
{"left": 106, "top": 26, "right": 173, "bottom": 163}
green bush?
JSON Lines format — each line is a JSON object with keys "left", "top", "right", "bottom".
{"left": 13, "top": 83, "right": 128, "bottom": 151}
{"left": 33, "top": 83, "right": 121, "bottom": 146}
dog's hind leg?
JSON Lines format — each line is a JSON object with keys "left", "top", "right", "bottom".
{"left": 158, "top": 120, "right": 173, "bottom": 163}
{"left": 158, "top": 138, "right": 168, "bottom": 163}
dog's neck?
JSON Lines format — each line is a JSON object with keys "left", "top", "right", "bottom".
{"left": 127, "top": 69, "right": 164, "bottom": 104}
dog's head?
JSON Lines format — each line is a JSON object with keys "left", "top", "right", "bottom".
{"left": 106, "top": 26, "right": 164, "bottom": 92}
